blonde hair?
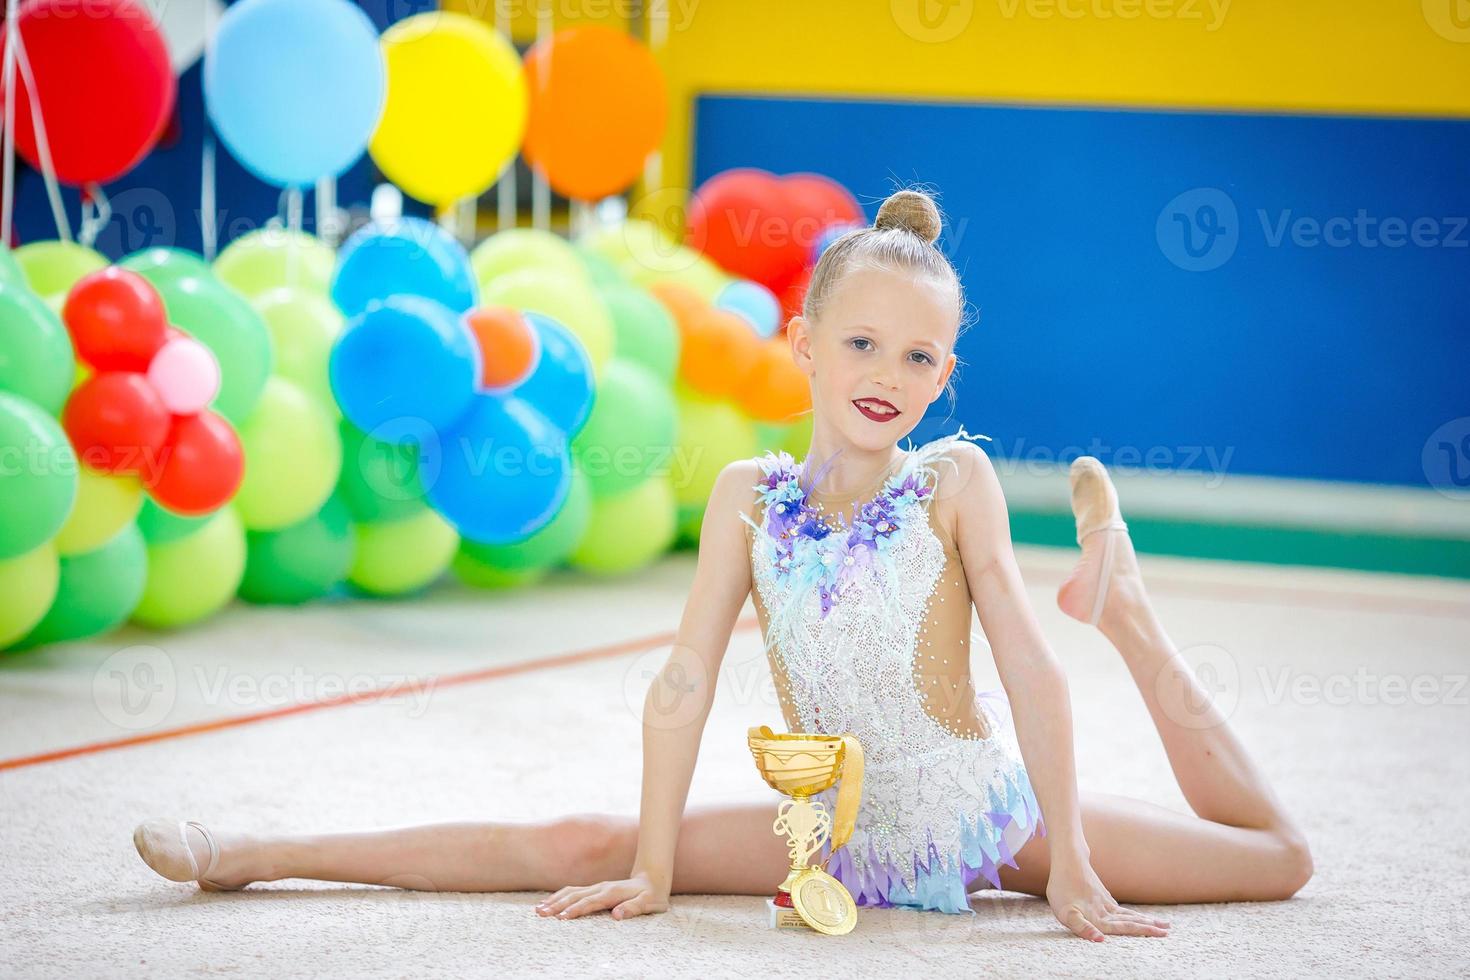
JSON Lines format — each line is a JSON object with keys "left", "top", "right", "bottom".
{"left": 802, "top": 185, "right": 970, "bottom": 402}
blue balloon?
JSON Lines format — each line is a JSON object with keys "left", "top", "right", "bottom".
{"left": 205, "top": 0, "right": 385, "bottom": 188}
{"left": 332, "top": 217, "right": 479, "bottom": 318}
{"left": 427, "top": 395, "right": 571, "bottom": 545}
{"left": 329, "top": 295, "right": 479, "bottom": 435}
{"left": 716, "top": 279, "right": 782, "bottom": 338}
{"left": 509, "top": 313, "right": 595, "bottom": 436}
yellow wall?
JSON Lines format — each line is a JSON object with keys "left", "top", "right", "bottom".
{"left": 636, "top": 0, "right": 1469, "bottom": 200}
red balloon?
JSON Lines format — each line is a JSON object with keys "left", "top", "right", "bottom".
{"left": 63, "top": 267, "right": 169, "bottom": 372}
{"left": 779, "top": 266, "right": 813, "bottom": 322}
{"left": 63, "top": 372, "right": 171, "bottom": 475}
{"left": 144, "top": 411, "right": 244, "bottom": 515}
{"left": 686, "top": 169, "right": 804, "bottom": 294}
{"left": 782, "top": 173, "right": 865, "bottom": 234}
{"left": 0, "top": 0, "right": 175, "bottom": 185}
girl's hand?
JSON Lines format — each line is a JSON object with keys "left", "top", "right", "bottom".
{"left": 1045, "top": 858, "right": 1170, "bottom": 941}
{"left": 535, "top": 871, "right": 671, "bottom": 921}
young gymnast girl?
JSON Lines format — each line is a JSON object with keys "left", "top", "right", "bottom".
{"left": 134, "top": 188, "right": 1313, "bottom": 942}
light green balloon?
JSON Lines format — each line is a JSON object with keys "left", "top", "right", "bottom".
{"left": 577, "top": 218, "right": 680, "bottom": 269}
{"left": 214, "top": 228, "right": 336, "bottom": 299}
{"left": 132, "top": 508, "right": 246, "bottom": 629}
{"left": 0, "top": 245, "right": 23, "bottom": 285}
{"left": 570, "top": 359, "right": 676, "bottom": 498}
{"left": 0, "top": 391, "right": 78, "bottom": 560}
{"left": 459, "top": 467, "right": 591, "bottom": 572}
{"left": 452, "top": 550, "right": 547, "bottom": 590}
{"left": 348, "top": 509, "right": 458, "bottom": 596}
{"left": 17, "top": 524, "right": 146, "bottom": 648}
{"left": 252, "top": 287, "right": 342, "bottom": 412}
{"left": 0, "top": 282, "right": 75, "bottom": 415}
{"left": 13, "top": 240, "right": 107, "bottom": 301}
{"left": 119, "top": 247, "right": 213, "bottom": 288}
{"left": 472, "top": 227, "right": 589, "bottom": 288}
{"left": 53, "top": 467, "right": 143, "bottom": 556}
{"left": 673, "top": 390, "right": 759, "bottom": 510}
{"left": 150, "top": 274, "right": 273, "bottom": 423}
{"left": 569, "top": 475, "right": 677, "bottom": 576}
{"left": 235, "top": 377, "right": 342, "bottom": 531}
{"left": 598, "top": 283, "right": 678, "bottom": 382}
{"left": 479, "top": 266, "right": 614, "bottom": 376}
{"left": 0, "top": 542, "right": 60, "bottom": 648}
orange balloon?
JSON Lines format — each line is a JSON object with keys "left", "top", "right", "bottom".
{"left": 465, "top": 306, "right": 538, "bottom": 390}
{"left": 682, "top": 309, "right": 760, "bottom": 399}
{"left": 738, "top": 337, "right": 811, "bottom": 424}
{"left": 522, "top": 26, "right": 667, "bottom": 200}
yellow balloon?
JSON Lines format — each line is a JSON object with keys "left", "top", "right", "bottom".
{"left": 370, "top": 13, "right": 527, "bottom": 205}
{"left": 53, "top": 467, "right": 144, "bottom": 556}
{"left": 348, "top": 510, "right": 458, "bottom": 596}
{"left": 0, "top": 542, "right": 59, "bottom": 647}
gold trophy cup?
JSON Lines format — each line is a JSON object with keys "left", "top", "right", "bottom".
{"left": 747, "top": 725, "right": 864, "bottom": 935}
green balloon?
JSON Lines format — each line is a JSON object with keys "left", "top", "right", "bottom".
{"left": 673, "top": 389, "right": 759, "bottom": 509}
{"left": 119, "top": 247, "right": 213, "bottom": 288}
{"left": 570, "top": 359, "right": 676, "bottom": 498}
{"left": 599, "top": 283, "right": 679, "bottom": 382}
{"left": 132, "top": 508, "right": 246, "bottom": 629}
{"left": 251, "top": 287, "right": 342, "bottom": 413}
{"left": 136, "top": 496, "right": 211, "bottom": 545}
{"left": 569, "top": 476, "right": 677, "bottom": 576}
{"left": 150, "top": 274, "right": 273, "bottom": 423}
{"left": 235, "top": 377, "right": 342, "bottom": 531}
{"left": 337, "top": 420, "right": 428, "bottom": 523}
{"left": 214, "top": 229, "right": 336, "bottom": 299}
{"left": 452, "top": 550, "right": 547, "bottom": 590}
{"left": 471, "top": 227, "right": 589, "bottom": 287}
{"left": 0, "top": 391, "right": 78, "bottom": 559}
{"left": 348, "top": 509, "right": 458, "bottom": 596}
{"left": 675, "top": 502, "right": 705, "bottom": 548}
{"left": 0, "top": 542, "right": 60, "bottom": 648}
{"left": 17, "top": 524, "right": 146, "bottom": 648}
{"left": 479, "top": 266, "right": 614, "bottom": 374}
{"left": 13, "top": 240, "right": 107, "bottom": 301}
{"left": 460, "top": 467, "right": 592, "bottom": 572}
{"left": 239, "top": 494, "right": 355, "bottom": 604}
{"left": 575, "top": 246, "right": 626, "bottom": 288}
{"left": 0, "top": 282, "right": 75, "bottom": 415}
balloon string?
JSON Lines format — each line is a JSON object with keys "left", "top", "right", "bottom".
{"left": 2, "top": 0, "right": 17, "bottom": 246}
{"left": 10, "top": 17, "right": 71, "bottom": 242}
{"left": 200, "top": 0, "right": 219, "bottom": 260}
{"left": 283, "top": 186, "right": 303, "bottom": 287}
{"left": 493, "top": 0, "right": 516, "bottom": 233}
{"left": 78, "top": 182, "right": 111, "bottom": 248}
{"left": 531, "top": 0, "right": 551, "bottom": 232}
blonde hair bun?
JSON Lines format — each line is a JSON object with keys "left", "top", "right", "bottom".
{"left": 873, "top": 189, "right": 942, "bottom": 245}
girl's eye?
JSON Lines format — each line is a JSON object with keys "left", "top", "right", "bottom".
{"left": 909, "top": 352, "right": 934, "bottom": 366}
{"left": 849, "top": 338, "right": 873, "bottom": 352}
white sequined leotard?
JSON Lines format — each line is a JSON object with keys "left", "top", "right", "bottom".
{"left": 740, "top": 426, "right": 1046, "bottom": 914}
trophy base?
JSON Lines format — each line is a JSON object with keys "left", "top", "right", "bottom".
{"left": 767, "top": 897, "right": 813, "bottom": 931}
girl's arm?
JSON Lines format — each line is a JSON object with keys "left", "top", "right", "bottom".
{"left": 544, "top": 460, "right": 756, "bottom": 921}
{"left": 945, "top": 444, "right": 1118, "bottom": 941}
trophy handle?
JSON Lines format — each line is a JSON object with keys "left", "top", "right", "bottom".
{"left": 827, "top": 734, "right": 864, "bottom": 857}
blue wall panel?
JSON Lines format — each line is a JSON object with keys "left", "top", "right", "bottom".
{"left": 693, "top": 95, "right": 1470, "bottom": 489}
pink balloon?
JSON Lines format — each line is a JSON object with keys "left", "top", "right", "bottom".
{"left": 145, "top": 335, "right": 220, "bottom": 415}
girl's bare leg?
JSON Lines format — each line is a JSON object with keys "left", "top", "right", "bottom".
{"left": 147, "top": 802, "right": 790, "bottom": 899}
{"left": 995, "top": 460, "right": 1314, "bottom": 904}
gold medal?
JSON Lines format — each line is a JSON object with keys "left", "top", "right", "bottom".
{"left": 789, "top": 866, "right": 857, "bottom": 935}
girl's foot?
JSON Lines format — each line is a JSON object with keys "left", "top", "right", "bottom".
{"left": 133, "top": 819, "right": 259, "bottom": 891}
{"left": 1057, "top": 456, "right": 1146, "bottom": 629}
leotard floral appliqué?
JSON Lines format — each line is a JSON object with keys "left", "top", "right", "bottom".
{"left": 741, "top": 425, "right": 1048, "bottom": 914}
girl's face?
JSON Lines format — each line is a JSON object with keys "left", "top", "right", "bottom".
{"left": 789, "top": 265, "right": 959, "bottom": 452}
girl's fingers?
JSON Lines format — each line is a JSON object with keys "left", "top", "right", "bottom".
{"left": 558, "top": 894, "right": 607, "bottom": 919}
{"left": 536, "top": 886, "right": 589, "bottom": 915}
{"left": 1100, "top": 914, "right": 1168, "bottom": 937}
{"left": 1107, "top": 903, "right": 1171, "bottom": 928}
{"left": 1064, "top": 907, "right": 1106, "bottom": 942}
